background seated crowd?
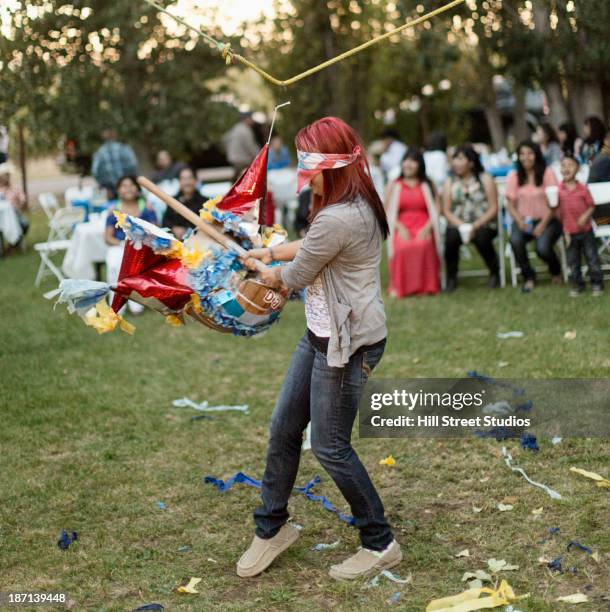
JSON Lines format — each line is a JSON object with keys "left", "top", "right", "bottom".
{"left": 13, "top": 113, "right": 604, "bottom": 303}
{"left": 381, "top": 116, "right": 608, "bottom": 299}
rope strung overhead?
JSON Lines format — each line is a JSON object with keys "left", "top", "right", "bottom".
{"left": 142, "top": 0, "right": 466, "bottom": 87}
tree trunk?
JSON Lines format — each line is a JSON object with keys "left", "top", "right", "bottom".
{"left": 531, "top": 0, "right": 570, "bottom": 126}
{"left": 580, "top": 82, "right": 605, "bottom": 119}
{"left": 474, "top": 42, "right": 505, "bottom": 150}
{"left": 419, "top": 98, "right": 431, "bottom": 146}
{"left": 568, "top": 80, "right": 605, "bottom": 130}
{"left": 18, "top": 123, "right": 28, "bottom": 208}
{"left": 544, "top": 81, "right": 569, "bottom": 126}
{"left": 484, "top": 105, "right": 505, "bottom": 152}
{"left": 513, "top": 84, "right": 529, "bottom": 144}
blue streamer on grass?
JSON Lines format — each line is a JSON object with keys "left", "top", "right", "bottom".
{"left": 294, "top": 475, "right": 355, "bottom": 525}
{"left": 204, "top": 472, "right": 354, "bottom": 525}
{"left": 475, "top": 427, "right": 516, "bottom": 441}
{"left": 547, "top": 556, "right": 563, "bottom": 573}
{"left": 204, "top": 472, "right": 262, "bottom": 491}
{"left": 567, "top": 541, "right": 594, "bottom": 555}
{"left": 57, "top": 530, "right": 78, "bottom": 550}
{"left": 520, "top": 432, "right": 539, "bottom": 452}
{"left": 467, "top": 371, "right": 526, "bottom": 396}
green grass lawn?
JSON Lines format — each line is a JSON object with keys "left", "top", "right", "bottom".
{"left": 1, "top": 214, "right": 608, "bottom": 611}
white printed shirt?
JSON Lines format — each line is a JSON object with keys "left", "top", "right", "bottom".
{"left": 305, "top": 275, "right": 331, "bottom": 338}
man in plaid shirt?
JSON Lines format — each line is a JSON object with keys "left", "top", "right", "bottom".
{"left": 91, "top": 129, "right": 138, "bottom": 197}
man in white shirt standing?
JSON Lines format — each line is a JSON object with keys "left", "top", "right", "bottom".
{"left": 222, "top": 112, "right": 261, "bottom": 179}
{"left": 0, "top": 126, "right": 8, "bottom": 164}
{"left": 423, "top": 131, "right": 450, "bottom": 191}
{"left": 379, "top": 129, "right": 407, "bottom": 181}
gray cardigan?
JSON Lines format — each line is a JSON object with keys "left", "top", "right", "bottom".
{"left": 279, "top": 197, "right": 387, "bottom": 367}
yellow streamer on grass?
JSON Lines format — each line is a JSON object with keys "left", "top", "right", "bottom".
{"left": 426, "top": 580, "right": 528, "bottom": 612}
{"left": 570, "top": 467, "right": 610, "bottom": 489}
{"left": 143, "top": 0, "right": 466, "bottom": 87}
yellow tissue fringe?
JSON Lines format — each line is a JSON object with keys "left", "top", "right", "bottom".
{"left": 83, "top": 301, "right": 135, "bottom": 335}
{"left": 200, "top": 196, "right": 222, "bottom": 223}
{"left": 165, "top": 293, "right": 203, "bottom": 327}
{"left": 262, "top": 224, "right": 288, "bottom": 247}
{"left": 113, "top": 209, "right": 127, "bottom": 228}
{"left": 115, "top": 210, "right": 208, "bottom": 269}
{"left": 165, "top": 314, "right": 184, "bottom": 327}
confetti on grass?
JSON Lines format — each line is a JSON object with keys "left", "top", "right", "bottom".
{"left": 57, "top": 530, "right": 78, "bottom": 550}
{"left": 556, "top": 593, "right": 588, "bottom": 604}
{"left": 502, "top": 447, "right": 562, "bottom": 500}
{"left": 364, "top": 570, "right": 411, "bottom": 588}
{"left": 520, "top": 433, "right": 539, "bottom": 452}
{"left": 569, "top": 467, "right": 610, "bottom": 488}
{"left": 497, "top": 331, "right": 524, "bottom": 339}
{"left": 312, "top": 540, "right": 340, "bottom": 551}
{"left": 176, "top": 577, "right": 201, "bottom": 594}
{"left": 172, "top": 398, "right": 249, "bottom": 414}
{"left": 426, "top": 579, "right": 528, "bottom": 611}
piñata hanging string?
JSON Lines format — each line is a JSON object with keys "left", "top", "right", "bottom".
{"left": 142, "top": 0, "right": 466, "bottom": 87}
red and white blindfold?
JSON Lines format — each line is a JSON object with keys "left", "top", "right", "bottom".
{"left": 296, "top": 146, "right": 362, "bottom": 193}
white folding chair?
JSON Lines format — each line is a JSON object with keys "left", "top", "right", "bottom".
{"left": 34, "top": 240, "right": 71, "bottom": 286}
{"left": 588, "top": 182, "right": 610, "bottom": 275}
{"left": 38, "top": 193, "right": 61, "bottom": 220}
{"left": 47, "top": 206, "right": 85, "bottom": 242}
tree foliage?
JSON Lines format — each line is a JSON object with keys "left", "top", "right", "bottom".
{"left": 0, "top": 0, "right": 239, "bottom": 160}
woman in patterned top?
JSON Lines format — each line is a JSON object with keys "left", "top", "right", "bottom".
{"left": 442, "top": 145, "right": 500, "bottom": 292}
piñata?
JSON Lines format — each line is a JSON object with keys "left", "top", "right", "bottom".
{"left": 47, "top": 143, "right": 289, "bottom": 337}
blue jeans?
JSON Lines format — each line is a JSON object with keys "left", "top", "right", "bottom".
{"left": 567, "top": 230, "right": 603, "bottom": 289}
{"left": 253, "top": 330, "right": 394, "bottom": 551}
{"left": 509, "top": 218, "right": 563, "bottom": 281}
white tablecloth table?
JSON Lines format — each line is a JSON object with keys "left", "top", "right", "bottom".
{"left": 62, "top": 213, "right": 108, "bottom": 280}
{"left": 0, "top": 200, "right": 23, "bottom": 246}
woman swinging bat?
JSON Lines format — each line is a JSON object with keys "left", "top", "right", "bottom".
{"left": 238, "top": 117, "right": 402, "bottom": 580}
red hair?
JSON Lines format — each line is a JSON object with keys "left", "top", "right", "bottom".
{"left": 295, "top": 117, "right": 389, "bottom": 239}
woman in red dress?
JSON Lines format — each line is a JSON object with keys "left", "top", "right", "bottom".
{"left": 384, "top": 148, "right": 442, "bottom": 297}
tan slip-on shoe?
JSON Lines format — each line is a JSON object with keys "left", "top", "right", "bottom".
{"left": 329, "top": 539, "right": 402, "bottom": 580}
{"left": 236, "top": 524, "right": 300, "bottom": 578}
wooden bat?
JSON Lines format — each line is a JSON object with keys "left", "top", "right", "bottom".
{"left": 137, "top": 176, "right": 268, "bottom": 272}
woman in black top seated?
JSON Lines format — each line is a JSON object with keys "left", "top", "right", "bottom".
{"left": 161, "top": 166, "right": 205, "bottom": 240}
